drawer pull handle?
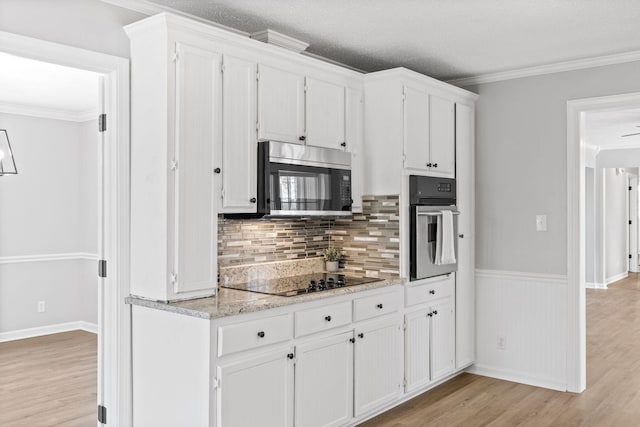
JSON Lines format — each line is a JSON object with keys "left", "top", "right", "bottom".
{"left": 325, "top": 315, "right": 332, "bottom": 322}
{"left": 377, "top": 303, "right": 383, "bottom": 309}
{"left": 287, "top": 353, "right": 294, "bottom": 360}
{"left": 257, "top": 331, "right": 265, "bottom": 338}
{"left": 358, "top": 333, "right": 364, "bottom": 339}
{"left": 429, "top": 290, "right": 435, "bottom": 295}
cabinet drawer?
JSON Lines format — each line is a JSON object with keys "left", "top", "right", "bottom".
{"left": 218, "top": 314, "right": 292, "bottom": 357}
{"left": 295, "top": 301, "right": 352, "bottom": 337}
{"left": 406, "top": 274, "right": 454, "bottom": 307}
{"left": 353, "top": 289, "right": 401, "bottom": 322}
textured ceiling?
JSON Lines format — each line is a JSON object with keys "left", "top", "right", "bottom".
{"left": 147, "top": 0, "right": 640, "bottom": 80}
{"left": 585, "top": 108, "right": 640, "bottom": 149}
{"left": 0, "top": 52, "right": 99, "bottom": 116}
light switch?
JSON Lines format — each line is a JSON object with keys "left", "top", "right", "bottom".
{"left": 536, "top": 215, "right": 547, "bottom": 232}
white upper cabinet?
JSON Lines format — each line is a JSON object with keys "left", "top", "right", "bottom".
{"left": 173, "top": 43, "right": 221, "bottom": 294}
{"left": 305, "top": 77, "right": 346, "bottom": 150}
{"left": 429, "top": 96, "right": 455, "bottom": 177}
{"left": 403, "top": 85, "right": 430, "bottom": 171}
{"left": 403, "top": 87, "right": 455, "bottom": 178}
{"left": 258, "top": 64, "right": 305, "bottom": 144}
{"left": 219, "top": 55, "right": 258, "bottom": 213}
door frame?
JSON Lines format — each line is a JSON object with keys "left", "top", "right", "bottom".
{"left": 566, "top": 91, "right": 640, "bottom": 393}
{"left": 0, "top": 31, "right": 132, "bottom": 425}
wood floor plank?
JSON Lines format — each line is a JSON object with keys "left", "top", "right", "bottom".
{"left": 0, "top": 330, "right": 96, "bottom": 427}
{"left": 362, "top": 273, "right": 640, "bottom": 426}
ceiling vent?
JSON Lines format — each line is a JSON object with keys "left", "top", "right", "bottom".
{"left": 250, "top": 30, "right": 309, "bottom": 53}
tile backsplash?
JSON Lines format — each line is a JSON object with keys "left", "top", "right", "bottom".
{"left": 217, "top": 195, "right": 400, "bottom": 278}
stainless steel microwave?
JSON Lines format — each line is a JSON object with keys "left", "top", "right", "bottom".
{"left": 253, "top": 141, "right": 353, "bottom": 218}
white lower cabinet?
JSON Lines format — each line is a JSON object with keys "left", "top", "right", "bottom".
{"left": 295, "top": 331, "right": 354, "bottom": 427}
{"left": 216, "top": 346, "right": 294, "bottom": 427}
{"left": 354, "top": 316, "right": 404, "bottom": 417}
{"left": 404, "top": 297, "right": 455, "bottom": 393}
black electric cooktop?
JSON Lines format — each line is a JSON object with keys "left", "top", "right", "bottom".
{"left": 221, "top": 273, "right": 379, "bottom": 297}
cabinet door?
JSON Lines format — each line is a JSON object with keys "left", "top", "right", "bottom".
{"left": 217, "top": 347, "right": 294, "bottom": 427}
{"left": 429, "top": 96, "right": 455, "bottom": 178}
{"left": 295, "top": 332, "right": 353, "bottom": 427}
{"left": 346, "top": 87, "right": 363, "bottom": 212}
{"left": 173, "top": 42, "right": 220, "bottom": 294}
{"left": 354, "top": 316, "right": 403, "bottom": 417}
{"left": 430, "top": 298, "right": 455, "bottom": 380}
{"left": 257, "top": 64, "right": 305, "bottom": 143}
{"left": 306, "top": 77, "right": 345, "bottom": 149}
{"left": 404, "top": 309, "right": 430, "bottom": 393}
{"left": 455, "top": 103, "right": 475, "bottom": 368}
{"left": 220, "top": 55, "right": 258, "bottom": 213}
{"left": 403, "top": 85, "right": 430, "bottom": 171}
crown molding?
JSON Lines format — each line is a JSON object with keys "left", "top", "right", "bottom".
{"left": 250, "top": 29, "right": 309, "bottom": 53}
{"left": 448, "top": 50, "right": 640, "bottom": 87}
{"left": 0, "top": 102, "right": 98, "bottom": 122}
{"left": 100, "top": 0, "right": 249, "bottom": 36}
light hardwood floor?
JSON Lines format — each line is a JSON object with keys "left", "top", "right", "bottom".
{"left": 363, "top": 273, "right": 640, "bottom": 427}
{"left": 0, "top": 330, "right": 96, "bottom": 427}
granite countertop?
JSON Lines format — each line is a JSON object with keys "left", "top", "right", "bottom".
{"left": 126, "top": 276, "right": 406, "bottom": 320}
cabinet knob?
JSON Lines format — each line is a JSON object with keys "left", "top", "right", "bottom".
{"left": 250, "top": 197, "right": 257, "bottom": 203}
{"left": 429, "top": 290, "right": 435, "bottom": 295}
{"left": 358, "top": 333, "right": 364, "bottom": 339}
{"left": 214, "top": 167, "right": 221, "bottom": 174}
{"left": 257, "top": 331, "right": 265, "bottom": 338}
{"left": 287, "top": 353, "right": 294, "bottom": 360}
{"left": 427, "top": 312, "right": 433, "bottom": 317}
{"left": 433, "top": 310, "right": 438, "bottom": 316}
{"left": 426, "top": 163, "right": 432, "bottom": 167}
{"left": 433, "top": 163, "right": 438, "bottom": 168}
{"left": 377, "top": 303, "right": 383, "bottom": 309}
{"left": 325, "top": 315, "right": 332, "bottom": 322}
{"left": 340, "top": 142, "right": 347, "bottom": 147}
{"left": 459, "top": 234, "right": 464, "bottom": 239}
{"left": 349, "top": 338, "right": 356, "bottom": 344}
{"left": 299, "top": 135, "right": 306, "bottom": 141}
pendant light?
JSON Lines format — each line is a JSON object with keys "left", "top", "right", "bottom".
{"left": 0, "top": 129, "right": 17, "bottom": 175}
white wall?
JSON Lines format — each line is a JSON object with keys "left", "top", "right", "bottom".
{"left": 603, "top": 168, "right": 629, "bottom": 283}
{"left": 0, "top": 113, "right": 98, "bottom": 337}
{"left": 0, "top": 0, "right": 145, "bottom": 59}
{"left": 465, "top": 60, "right": 640, "bottom": 390}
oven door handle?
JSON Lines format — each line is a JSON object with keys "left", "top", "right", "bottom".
{"left": 416, "top": 211, "right": 461, "bottom": 217}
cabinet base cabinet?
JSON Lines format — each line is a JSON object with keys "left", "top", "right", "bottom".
{"left": 354, "top": 316, "right": 404, "bottom": 417}
{"left": 295, "top": 332, "right": 354, "bottom": 427}
{"left": 216, "top": 346, "right": 294, "bottom": 427}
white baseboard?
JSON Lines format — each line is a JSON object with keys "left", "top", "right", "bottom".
{"left": 606, "top": 271, "right": 628, "bottom": 285}
{"left": 585, "top": 282, "right": 607, "bottom": 289}
{"left": 0, "top": 321, "right": 98, "bottom": 343}
{"left": 468, "top": 364, "right": 566, "bottom": 392}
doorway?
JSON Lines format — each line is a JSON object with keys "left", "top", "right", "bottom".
{"left": 567, "top": 92, "right": 640, "bottom": 393}
{"left": 0, "top": 31, "right": 131, "bottom": 425}
{"left": 0, "top": 51, "right": 103, "bottom": 424}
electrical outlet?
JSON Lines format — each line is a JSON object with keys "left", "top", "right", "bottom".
{"left": 37, "top": 301, "right": 45, "bottom": 313}
{"left": 497, "top": 335, "right": 506, "bottom": 350}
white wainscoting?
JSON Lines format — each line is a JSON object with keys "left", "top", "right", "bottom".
{"left": 0, "top": 321, "right": 98, "bottom": 343}
{"left": 470, "top": 269, "right": 568, "bottom": 391}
